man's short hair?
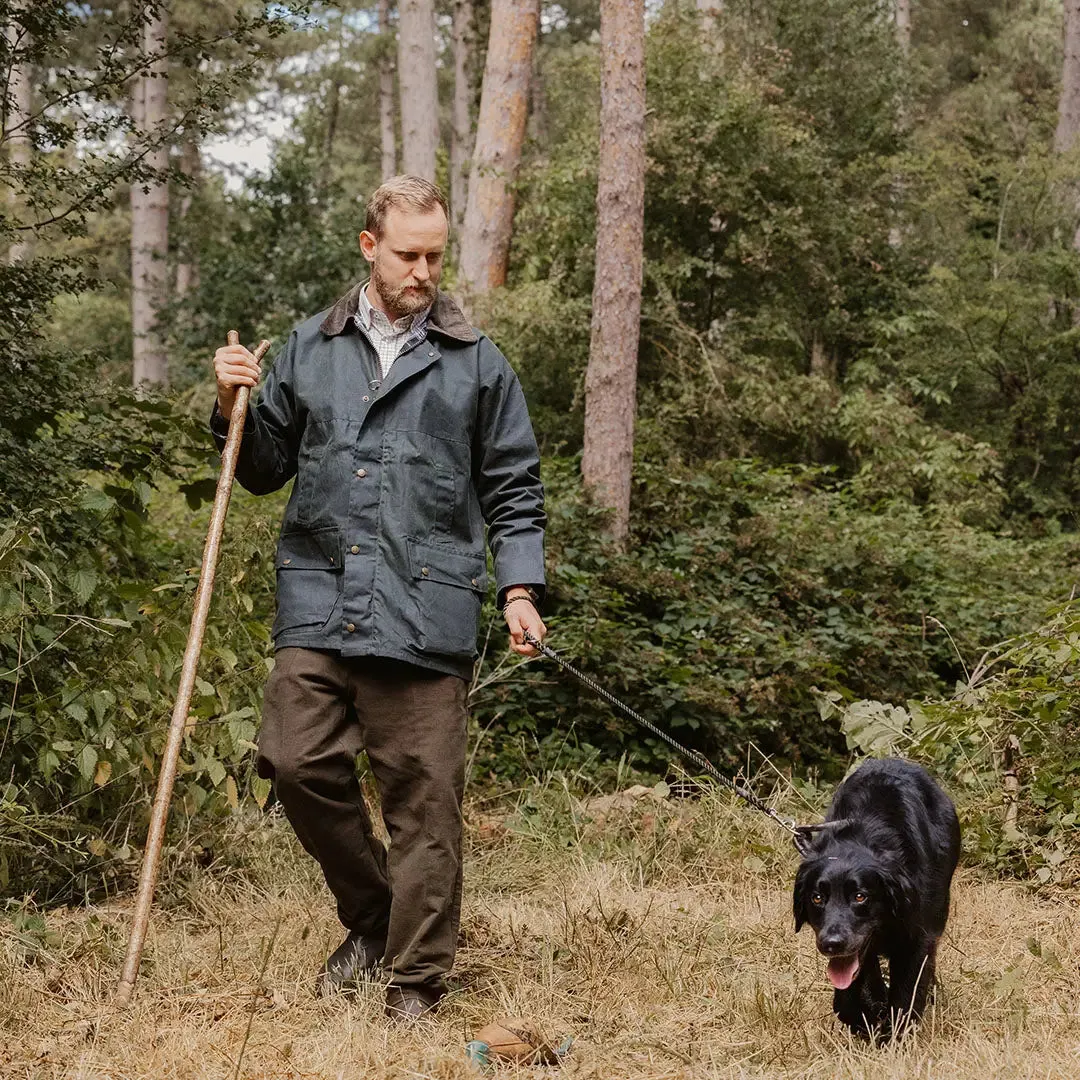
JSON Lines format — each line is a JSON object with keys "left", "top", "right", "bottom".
{"left": 365, "top": 175, "right": 450, "bottom": 238}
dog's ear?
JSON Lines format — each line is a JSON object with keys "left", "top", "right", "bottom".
{"left": 884, "top": 866, "right": 915, "bottom": 918}
{"left": 793, "top": 861, "right": 812, "bottom": 933}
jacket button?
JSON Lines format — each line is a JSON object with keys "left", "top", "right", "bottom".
{"left": 356, "top": 469, "right": 367, "bottom": 478}
{"left": 362, "top": 395, "right": 369, "bottom": 402}
{"left": 346, "top": 623, "right": 356, "bottom": 633}
{"left": 351, "top": 545, "right": 360, "bottom": 554}
{"left": 471, "top": 578, "right": 478, "bottom": 586}
{"left": 421, "top": 567, "right": 429, "bottom": 576}
{"left": 283, "top": 558, "right": 291, "bottom": 565}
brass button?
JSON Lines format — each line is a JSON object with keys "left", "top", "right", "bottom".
{"left": 346, "top": 623, "right": 356, "bottom": 633}
{"left": 329, "top": 556, "right": 334, "bottom": 563}
{"left": 421, "top": 567, "right": 429, "bottom": 576}
{"left": 471, "top": 577, "right": 478, "bottom": 586}
{"left": 351, "top": 545, "right": 360, "bottom": 554}
{"left": 283, "top": 558, "right": 291, "bottom": 565}
{"left": 356, "top": 468, "right": 367, "bottom": 478}
{"left": 362, "top": 395, "right": 369, "bottom": 402}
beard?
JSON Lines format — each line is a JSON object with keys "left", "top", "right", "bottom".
{"left": 371, "top": 257, "right": 438, "bottom": 318}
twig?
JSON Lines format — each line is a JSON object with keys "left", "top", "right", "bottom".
{"left": 232, "top": 916, "right": 282, "bottom": 1080}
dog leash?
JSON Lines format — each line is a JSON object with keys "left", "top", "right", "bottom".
{"left": 523, "top": 631, "right": 832, "bottom": 854}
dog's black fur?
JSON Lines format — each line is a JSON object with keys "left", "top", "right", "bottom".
{"left": 793, "top": 758, "right": 960, "bottom": 1040}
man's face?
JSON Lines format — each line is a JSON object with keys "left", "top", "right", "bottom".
{"left": 359, "top": 206, "right": 447, "bottom": 319}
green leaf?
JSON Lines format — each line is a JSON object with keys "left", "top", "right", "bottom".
{"left": 70, "top": 567, "right": 98, "bottom": 605}
{"left": 78, "top": 744, "right": 98, "bottom": 782}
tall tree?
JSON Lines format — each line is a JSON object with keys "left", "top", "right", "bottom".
{"left": 175, "top": 135, "right": 200, "bottom": 298}
{"left": 130, "top": 4, "right": 169, "bottom": 387}
{"left": 581, "top": 0, "right": 645, "bottom": 543}
{"left": 697, "top": 0, "right": 722, "bottom": 36}
{"left": 397, "top": 0, "right": 438, "bottom": 180}
{"left": 458, "top": 0, "right": 540, "bottom": 296}
{"left": 450, "top": 0, "right": 474, "bottom": 235}
{"left": 1056, "top": 0, "right": 1080, "bottom": 156}
{"left": 378, "top": 0, "right": 396, "bottom": 180}
{"left": 894, "top": 0, "right": 911, "bottom": 52}
{"left": 4, "top": 18, "right": 32, "bottom": 264}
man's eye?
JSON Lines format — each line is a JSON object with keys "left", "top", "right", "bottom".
{"left": 853, "top": 891, "right": 868, "bottom": 904}
{"left": 811, "top": 892, "right": 825, "bottom": 906}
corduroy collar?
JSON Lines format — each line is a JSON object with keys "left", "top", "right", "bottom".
{"left": 319, "top": 281, "right": 478, "bottom": 344}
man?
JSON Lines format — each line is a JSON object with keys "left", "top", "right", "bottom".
{"left": 211, "top": 175, "right": 546, "bottom": 1022}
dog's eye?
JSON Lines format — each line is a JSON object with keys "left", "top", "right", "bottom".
{"left": 810, "top": 891, "right": 825, "bottom": 906}
{"left": 853, "top": 891, "right": 868, "bottom": 904}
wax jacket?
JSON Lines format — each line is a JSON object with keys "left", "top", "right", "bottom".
{"left": 211, "top": 284, "right": 546, "bottom": 679}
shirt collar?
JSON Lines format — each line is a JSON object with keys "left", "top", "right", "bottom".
{"left": 356, "top": 280, "right": 431, "bottom": 334}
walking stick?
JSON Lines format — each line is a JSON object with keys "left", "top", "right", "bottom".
{"left": 115, "top": 331, "right": 271, "bottom": 1005}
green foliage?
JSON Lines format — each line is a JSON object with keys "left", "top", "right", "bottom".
{"left": 834, "top": 599, "right": 1080, "bottom": 884}
{"left": 468, "top": 455, "right": 1076, "bottom": 787}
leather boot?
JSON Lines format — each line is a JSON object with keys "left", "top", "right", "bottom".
{"left": 315, "top": 931, "right": 384, "bottom": 996}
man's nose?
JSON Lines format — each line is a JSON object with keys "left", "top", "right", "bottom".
{"left": 412, "top": 261, "right": 430, "bottom": 282}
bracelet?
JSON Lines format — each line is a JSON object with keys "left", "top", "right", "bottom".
{"left": 502, "top": 595, "right": 534, "bottom": 614}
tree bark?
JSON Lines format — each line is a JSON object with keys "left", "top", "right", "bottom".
{"left": 696, "top": 0, "right": 722, "bottom": 35}
{"left": 581, "top": 0, "right": 646, "bottom": 544}
{"left": 130, "top": 4, "right": 169, "bottom": 388}
{"left": 5, "top": 19, "right": 32, "bottom": 264}
{"left": 450, "top": 0, "right": 474, "bottom": 236}
{"left": 397, "top": 0, "right": 438, "bottom": 180}
{"left": 1056, "top": 1, "right": 1080, "bottom": 259}
{"left": 1057, "top": 0, "right": 1080, "bottom": 154}
{"left": 894, "top": 0, "right": 911, "bottom": 52}
{"left": 458, "top": 0, "right": 540, "bottom": 296}
{"left": 175, "top": 136, "right": 200, "bottom": 299}
{"left": 378, "top": 0, "right": 397, "bottom": 180}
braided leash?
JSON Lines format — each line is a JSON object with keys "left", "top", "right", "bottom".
{"left": 522, "top": 631, "right": 833, "bottom": 855}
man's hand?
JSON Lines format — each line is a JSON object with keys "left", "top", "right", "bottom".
{"left": 213, "top": 343, "right": 261, "bottom": 417}
{"left": 503, "top": 589, "right": 546, "bottom": 657}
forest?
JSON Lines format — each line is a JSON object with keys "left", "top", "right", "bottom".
{"left": 3, "top": 1, "right": 1080, "bottom": 1074}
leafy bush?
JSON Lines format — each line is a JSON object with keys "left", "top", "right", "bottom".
{"left": 833, "top": 599, "right": 1080, "bottom": 883}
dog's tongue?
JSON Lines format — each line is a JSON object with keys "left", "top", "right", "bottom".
{"left": 827, "top": 955, "right": 860, "bottom": 990}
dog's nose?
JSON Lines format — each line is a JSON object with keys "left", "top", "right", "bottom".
{"left": 817, "top": 933, "right": 847, "bottom": 956}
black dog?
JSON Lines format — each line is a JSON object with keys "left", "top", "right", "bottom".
{"left": 793, "top": 757, "right": 960, "bottom": 1040}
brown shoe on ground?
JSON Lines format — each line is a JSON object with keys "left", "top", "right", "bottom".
{"left": 315, "top": 931, "right": 384, "bottom": 996}
{"left": 385, "top": 984, "right": 439, "bottom": 1022}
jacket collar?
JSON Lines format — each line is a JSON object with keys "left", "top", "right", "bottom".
{"left": 319, "top": 281, "right": 478, "bottom": 344}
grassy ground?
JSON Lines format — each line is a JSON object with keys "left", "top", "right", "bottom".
{"left": 2, "top": 782, "right": 1078, "bottom": 1080}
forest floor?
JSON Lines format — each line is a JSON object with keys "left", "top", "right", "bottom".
{"left": 2, "top": 780, "right": 1078, "bottom": 1080}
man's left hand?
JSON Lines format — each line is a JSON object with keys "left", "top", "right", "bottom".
{"left": 503, "top": 591, "right": 546, "bottom": 657}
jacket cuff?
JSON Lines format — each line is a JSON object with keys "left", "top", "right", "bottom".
{"left": 495, "top": 552, "right": 546, "bottom": 609}
{"left": 210, "top": 402, "right": 254, "bottom": 450}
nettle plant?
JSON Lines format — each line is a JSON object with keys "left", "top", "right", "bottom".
{"left": 822, "top": 599, "right": 1080, "bottom": 883}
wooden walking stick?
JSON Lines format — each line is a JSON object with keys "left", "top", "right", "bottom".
{"left": 115, "top": 331, "right": 271, "bottom": 1006}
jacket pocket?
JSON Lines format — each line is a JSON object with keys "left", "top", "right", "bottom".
{"left": 272, "top": 527, "right": 343, "bottom": 638}
{"left": 404, "top": 538, "right": 487, "bottom": 658}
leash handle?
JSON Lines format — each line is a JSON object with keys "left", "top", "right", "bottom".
{"left": 522, "top": 631, "right": 801, "bottom": 840}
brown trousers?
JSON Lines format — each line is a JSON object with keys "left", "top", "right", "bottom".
{"left": 257, "top": 648, "right": 468, "bottom": 993}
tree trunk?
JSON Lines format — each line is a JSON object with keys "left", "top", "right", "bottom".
{"left": 378, "top": 0, "right": 397, "bottom": 180}
{"left": 175, "top": 136, "right": 200, "bottom": 299}
{"left": 1056, "top": 1, "right": 1080, "bottom": 257}
{"left": 1057, "top": 0, "right": 1080, "bottom": 154}
{"left": 581, "top": 0, "right": 646, "bottom": 544}
{"left": 130, "top": 4, "right": 169, "bottom": 388}
{"left": 397, "top": 0, "right": 438, "bottom": 180}
{"left": 697, "top": 0, "right": 722, "bottom": 35}
{"left": 5, "top": 21, "right": 32, "bottom": 264}
{"left": 458, "top": 0, "right": 540, "bottom": 296}
{"left": 450, "top": 0, "right": 474, "bottom": 236}
{"left": 322, "top": 74, "right": 341, "bottom": 181}
{"left": 894, "top": 0, "right": 911, "bottom": 52}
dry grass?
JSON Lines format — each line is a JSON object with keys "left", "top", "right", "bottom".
{"left": 2, "top": 783, "right": 1079, "bottom": 1080}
